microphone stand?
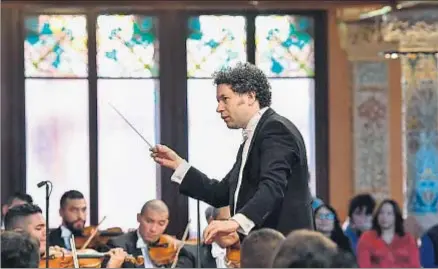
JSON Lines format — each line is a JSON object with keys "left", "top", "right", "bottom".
{"left": 196, "top": 199, "right": 201, "bottom": 268}
{"left": 37, "top": 181, "right": 53, "bottom": 269}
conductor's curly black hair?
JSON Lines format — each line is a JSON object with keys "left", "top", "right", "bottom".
{"left": 212, "top": 62, "right": 272, "bottom": 108}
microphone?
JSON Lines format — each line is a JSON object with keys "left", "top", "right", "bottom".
{"left": 37, "top": 181, "right": 48, "bottom": 188}
{"left": 37, "top": 180, "right": 52, "bottom": 268}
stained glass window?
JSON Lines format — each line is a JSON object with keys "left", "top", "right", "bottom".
{"left": 24, "top": 15, "right": 88, "bottom": 78}
{"left": 256, "top": 15, "right": 315, "bottom": 77}
{"left": 187, "top": 15, "right": 246, "bottom": 78}
{"left": 97, "top": 15, "right": 158, "bottom": 78}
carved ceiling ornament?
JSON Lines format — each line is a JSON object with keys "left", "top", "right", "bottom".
{"left": 338, "top": 20, "right": 398, "bottom": 61}
{"left": 338, "top": 4, "right": 438, "bottom": 59}
{"left": 381, "top": 7, "right": 438, "bottom": 52}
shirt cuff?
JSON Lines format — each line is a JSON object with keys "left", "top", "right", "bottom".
{"left": 170, "top": 160, "right": 191, "bottom": 184}
{"left": 231, "top": 213, "right": 255, "bottom": 235}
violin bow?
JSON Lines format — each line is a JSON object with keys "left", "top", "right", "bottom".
{"left": 70, "top": 236, "right": 80, "bottom": 268}
{"left": 108, "top": 102, "right": 153, "bottom": 148}
{"left": 80, "top": 216, "right": 107, "bottom": 250}
{"left": 171, "top": 220, "right": 191, "bottom": 268}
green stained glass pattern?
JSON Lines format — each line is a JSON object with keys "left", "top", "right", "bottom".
{"left": 256, "top": 15, "right": 315, "bottom": 77}
{"left": 187, "top": 15, "right": 246, "bottom": 78}
{"left": 97, "top": 15, "right": 158, "bottom": 78}
{"left": 24, "top": 15, "right": 88, "bottom": 78}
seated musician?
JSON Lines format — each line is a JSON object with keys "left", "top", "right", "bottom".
{"left": 178, "top": 206, "right": 238, "bottom": 268}
{"left": 106, "top": 199, "right": 191, "bottom": 268}
{"left": 4, "top": 203, "right": 127, "bottom": 268}
{"left": 1, "top": 230, "right": 40, "bottom": 268}
{"left": 1, "top": 192, "right": 33, "bottom": 229}
{"left": 48, "top": 190, "right": 88, "bottom": 250}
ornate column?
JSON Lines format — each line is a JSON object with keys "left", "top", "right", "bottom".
{"left": 381, "top": 7, "right": 438, "bottom": 232}
{"left": 338, "top": 18, "right": 398, "bottom": 200}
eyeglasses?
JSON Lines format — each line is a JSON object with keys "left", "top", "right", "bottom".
{"left": 317, "top": 213, "right": 335, "bottom": 220}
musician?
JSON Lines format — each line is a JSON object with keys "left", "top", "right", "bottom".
{"left": 4, "top": 203, "right": 127, "bottom": 268}
{"left": 106, "top": 199, "right": 191, "bottom": 268}
{"left": 48, "top": 190, "right": 87, "bottom": 250}
{"left": 1, "top": 192, "right": 33, "bottom": 228}
{"left": 151, "top": 62, "right": 314, "bottom": 243}
{"left": 179, "top": 206, "right": 235, "bottom": 268}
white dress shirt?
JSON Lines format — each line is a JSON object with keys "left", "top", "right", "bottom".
{"left": 136, "top": 230, "right": 156, "bottom": 268}
{"left": 60, "top": 225, "right": 72, "bottom": 250}
{"left": 211, "top": 242, "right": 227, "bottom": 268}
{"left": 171, "top": 107, "right": 269, "bottom": 235}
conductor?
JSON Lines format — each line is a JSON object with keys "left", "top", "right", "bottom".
{"left": 151, "top": 62, "right": 314, "bottom": 244}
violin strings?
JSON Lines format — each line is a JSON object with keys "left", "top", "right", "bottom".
{"left": 81, "top": 216, "right": 107, "bottom": 250}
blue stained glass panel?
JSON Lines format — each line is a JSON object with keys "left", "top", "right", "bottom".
{"left": 97, "top": 15, "right": 158, "bottom": 78}
{"left": 256, "top": 15, "right": 315, "bottom": 77}
{"left": 187, "top": 15, "right": 247, "bottom": 78}
{"left": 24, "top": 15, "right": 88, "bottom": 78}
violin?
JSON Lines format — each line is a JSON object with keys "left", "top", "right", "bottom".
{"left": 39, "top": 248, "right": 144, "bottom": 268}
{"left": 225, "top": 241, "right": 241, "bottom": 268}
{"left": 74, "top": 226, "right": 124, "bottom": 250}
{"left": 148, "top": 234, "right": 180, "bottom": 266}
{"left": 147, "top": 222, "right": 191, "bottom": 267}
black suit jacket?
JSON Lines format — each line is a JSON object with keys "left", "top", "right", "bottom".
{"left": 179, "top": 108, "right": 314, "bottom": 236}
{"left": 106, "top": 231, "right": 193, "bottom": 268}
{"left": 177, "top": 244, "right": 217, "bottom": 268}
{"left": 48, "top": 227, "right": 66, "bottom": 249}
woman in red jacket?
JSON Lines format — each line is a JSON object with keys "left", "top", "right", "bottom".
{"left": 357, "top": 199, "right": 420, "bottom": 268}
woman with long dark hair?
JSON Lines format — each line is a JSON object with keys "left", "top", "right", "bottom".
{"left": 314, "top": 204, "right": 353, "bottom": 254}
{"left": 357, "top": 199, "right": 420, "bottom": 268}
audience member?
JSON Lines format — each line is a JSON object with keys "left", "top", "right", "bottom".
{"left": 271, "top": 229, "right": 350, "bottom": 268}
{"left": 314, "top": 204, "right": 353, "bottom": 253}
{"left": 240, "top": 228, "right": 285, "bottom": 267}
{"left": 357, "top": 199, "right": 421, "bottom": 268}
{"left": 344, "top": 193, "right": 375, "bottom": 255}
{"left": 1, "top": 230, "right": 40, "bottom": 268}
{"left": 420, "top": 223, "right": 438, "bottom": 268}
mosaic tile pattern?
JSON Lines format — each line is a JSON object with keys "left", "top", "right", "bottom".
{"left": 353, "top": 61, "right": 390, "bottom": 200}
{"left": 402, "top": 55, "right": 438, "bottom": 232}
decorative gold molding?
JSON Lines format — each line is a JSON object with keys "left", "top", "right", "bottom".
{"left": 382, "top": 18, "right": 438, "bottom": 52}
{"left": 338, "top": 21, "right": 398, "bottom": 61}
{"left": 336, "top": 5, "right": 385, "bottom": 22}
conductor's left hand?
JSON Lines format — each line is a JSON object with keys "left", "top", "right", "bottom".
{"left": 203, "top": 220, "right": 240, "bottom": 245}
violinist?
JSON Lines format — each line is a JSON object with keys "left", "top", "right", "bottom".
{"left": 4, "top": 203, "right": 128, "bottom": 268}
{"left": 48, "top": 190, "right": 88, "bottom": 250}
{"left": 1, "top": 192, "right": 33, "bottom": 229}
{"left": 107, "top": 199, "right": 191, "bottom": 268}
{"left": 179, "top": 206, "right": 236, "bottom": 268}
{"left": 4, "top": 203, "right": 52, "bottom": 256}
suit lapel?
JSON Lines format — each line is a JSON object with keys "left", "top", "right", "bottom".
{"left": 245, "top": 108, "right": 275, "bottom": 162}
{"left": 49, "top": 227, "right": 66, "bottom": 248}
{"left": 230, "top": 143, "right": 244, "bottom": 214}
{"left": 230, "top": 108, "right": 275, "bottom": 213}
{"left": 128, "top": 231, "right": 143, "bottom": 257}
